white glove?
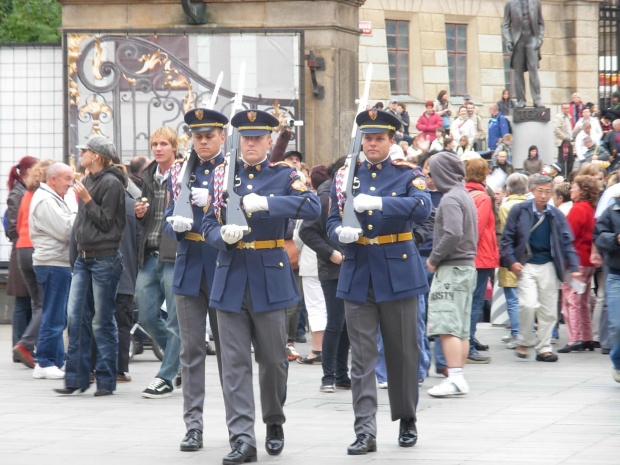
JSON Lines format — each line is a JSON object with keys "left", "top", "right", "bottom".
{"left": 166, "top": 216, "right": 193, "bottom": 233}
{"left": 353, "top": 194, "right": 382, "bottom": 213}
{"left": 190, "top": 187, "right": 209, "bottom": 207}
{"left": 336, "top": 226, "right": 363, "bottom": 244}
{"left": 243, "top": 193, "right": 269, "bottom": 214}
{"left": 220, "top": 224, "right": 245, "bottom": 245}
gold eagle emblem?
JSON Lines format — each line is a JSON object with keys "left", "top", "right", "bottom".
{"left": 195, "top": 109, "right": 204, "bottom": 120}
{"left": 248, "top": 111, "right": 257, "bottom": 123}
{"left": 369, "top": 110, "right": 377, "bottom": 121}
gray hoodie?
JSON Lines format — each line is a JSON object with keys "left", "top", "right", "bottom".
{"left": 428, "top": 152, "right": 478, "bottom": 267}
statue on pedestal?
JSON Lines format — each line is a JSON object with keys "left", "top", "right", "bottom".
{"left": 501, "top": 0, "right": 545, "bottom": 108}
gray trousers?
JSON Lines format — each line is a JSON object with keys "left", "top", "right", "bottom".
{"left": 599, "top": 265, "right": 611, "bottom": 350}
{"left": 16, "top": 247, "right": 43, "bottom": 350}
{"left": 176, "top": 274, "right": 222, "bottom": 432}
{"left": 512, "top": 33, "right": 541, "bottom": 106}
{"left": 217, "top": 293, "right": 287, "bottom": 448}
{"left": 345, "top": 288, "right": 419, "bottom": 436}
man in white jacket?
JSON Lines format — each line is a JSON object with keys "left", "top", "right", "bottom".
{"left": 29, "top": 163, "right": 76, "bottom": 379}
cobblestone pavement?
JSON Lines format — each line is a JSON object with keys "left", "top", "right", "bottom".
{"left": 1, "top": 323, "right": 619, "bottom": 465}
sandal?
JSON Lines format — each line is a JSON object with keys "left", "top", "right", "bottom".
{"left": 297, "top": 350, "right": 322, "bottom": 365}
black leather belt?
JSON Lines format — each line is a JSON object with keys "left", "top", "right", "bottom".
{"left": 79, "top": 249, "right": 117, "bottom": 259}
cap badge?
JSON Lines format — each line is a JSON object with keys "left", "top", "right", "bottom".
{"left": 369, "top": 110, "right": 377, "bottom": 121}
{"left": 248, "top": 111, "right": 257, "bottom": 123}
{"left": 195, "top": 109, "right": 204, "bottom": 121}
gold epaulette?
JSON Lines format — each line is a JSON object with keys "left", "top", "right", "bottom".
{"left": 269, "top": 161, "right": 293, "bottom": 169}
{"left": 391, "top": 159, "right": 417, "bottom": 169}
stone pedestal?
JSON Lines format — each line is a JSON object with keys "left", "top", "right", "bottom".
{"left": 511, "top": 107, "right": 555, "bottom": 170}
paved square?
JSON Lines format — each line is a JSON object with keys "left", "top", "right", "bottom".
{"left": 1, "top": 323, "right": 619, "bottom": 464}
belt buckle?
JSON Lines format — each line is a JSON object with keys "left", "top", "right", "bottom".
{"left": 240, "top": 242, "right": 255, "bottom": 249}
{"left": 366, "top": 237, "right": 380, "bottom": 245}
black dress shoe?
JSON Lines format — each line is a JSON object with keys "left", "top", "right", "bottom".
{"left": 602, "top": 348, "right": 611, "bottom": 355}
{"left": 398, "top": 418, "right": 417, "bottom": 447}
{"left": 223, "top": 440, "right": 257, "bottom": 464}
{"left": 54, "top": 387, "right": 86, "bottom": 395}
{"left": 557, "top": 341, "right": 585, "bottom": 353}
{"left": 265, "top": 424, "right": 284, "bottom": 455}
{"left": 347, "top": 433, "right": 377, "bottom": 455}
{"left": 473, "top": 339, "right": 489, "bottom": 351}
{"left": 180, "top": 429, "right": 203, "bottom": 452}
{"left": 94, "top": 390, "right": 113, "bottom": 397}
{"left": 583, "top": 341, "right": 596, "bottom": 351}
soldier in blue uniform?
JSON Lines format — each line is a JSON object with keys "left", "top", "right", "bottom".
{"left": 163, "top": 108, "right": 228, "bottom": 452}
{"left": 326, "top": 109, "right": 432, "bottom": 455}
{"left": 201, "top": 109, "right": 320, "bottom": 465}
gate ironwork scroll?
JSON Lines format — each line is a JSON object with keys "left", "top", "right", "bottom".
{"left": 64, "top": 31, "right": 303, "bottom": 166}
{"left": 600, "top": 1, "right": 620, "bottom": 110}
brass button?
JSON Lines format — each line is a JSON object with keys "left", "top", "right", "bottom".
{"left": 402, "top": 254, "right": 407, "bottom": 259}
{"left": 247, "top": 185, "right": 253, "bottom": 190}
{"left": 247, "top": 213, "right": 252, "bottom": 218}
{"left": 204, "top": 169, "right": 210, "bottom": 175}
{"left": 371, "top": 173, "right": 377, "bottom": 178}
{"left": 370, "top": 186, "right": 376, "bottom": 191}
{"left": 269, "top": 194, "right": 274, "bottom": 197}
{"left": 392, "top": 192, "right": 396, "bottom": 196}
{"left": 248, "top": 227, "right": 252, "bottom": 233}
{"left": 249, "top": 173, "right": 254, "bottom": 179}
{"left": 279, "top": 262, "right": 284, "bottom": 267}
{"left": 342, "top": 255, "right": 345, "bottom": 260}
{"left": 367, "top": 224, "right": 373, "bottom": 230}
{"left": 368, "top": 211, "right": 373, "bottom": 216}
{"left": 217, "top": 261, "right": 220, "bottom": 267}
{"left": 202, "top": 181, "right": 208, "bottom": 186}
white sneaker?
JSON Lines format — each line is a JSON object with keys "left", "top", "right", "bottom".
{"left": 33, "top": 364, "right": 65, "bottom": 380}
{"left": 501, "top": 335, "right": 513, "bottom": 343}
{"left": 613, "top": 368, "right": 620, "bottom": 384}
{"left": 506, "top": 340, "right": 519, "bottom": 349}
{"left": 428, "top": 377, "right": 469, "bottom": 397}
{"left": 378, "top": 381, "right": 388, "bottom": 389}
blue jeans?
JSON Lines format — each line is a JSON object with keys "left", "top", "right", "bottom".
{"left": 417, "top": 294, "right": 430, "bottom": 380}
{"left": 320, "top": 279, "right": 349, "bottom": 386}
{"left": 469, "top": 268, "right": 493, "bottom": 354}
{"left": 33, "top": 266, "right": 71, "bottom": 368}
{"left": 375, "top": 325, "right": 387, "bottom": 384}
{"left": 136, "top": 255, "right": 179, "bottom": 383}
{"left": 421, "top": 255, "right": 446, "bottom": 371}
{"left": 65, "top": 253, "right": 123, "bottom": 391}
{"left": 606, "top": 273, "right": 620, "bottom": 370}
{"left": 12, "top": 296, "right": 32, "bottom": 347}
{"left": 503, "top": 287, "right": 520, "bottom": 337}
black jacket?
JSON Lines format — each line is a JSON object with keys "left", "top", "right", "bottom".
{"left": 299, "top": 179, "right": 342, "bottom": 282}
{"left": 594, "top": 198, "right": 620, "bottom": 273}
{"left": 137, "top": 160, "right": 178, "bottom": 267}
{"left": 73, "top": 165, "right": 126, "bottom": 253}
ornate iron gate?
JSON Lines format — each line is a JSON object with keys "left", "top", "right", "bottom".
{"left": 599, "top": 1, "right": 620, "bottom": 110}
{"left": 63, "top": 30, "right": 303, "bottom": 166}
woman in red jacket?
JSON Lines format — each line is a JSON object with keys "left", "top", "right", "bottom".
{"left": 464, "top": 158, "right": 500, "bottom": 363}
{"left": 416, "top": 101, "right": 444, "bottom": 141}
{"left": 559, "top": 175, "right": 600, "bottom": 353}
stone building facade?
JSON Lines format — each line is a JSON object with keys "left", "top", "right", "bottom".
{"left": 359, "top": 0, "right": 602, "bottom": 120}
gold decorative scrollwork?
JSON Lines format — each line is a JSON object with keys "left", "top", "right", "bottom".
{"left": 79, "top": 95, "right": 113, "bottom": 134}
{"left": 177, "top": 133, "right": 191, "bottom": 155}
{"left": 135, "top": 50, "right": 169, "bottom": 75}
{"left": 67, "top": 33, "right": 89, "bottom": 106}
{"left": 91, "top": 37, "right": 105, "bottom": 81}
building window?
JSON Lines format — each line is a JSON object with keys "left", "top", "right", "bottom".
{"left": 446, "top": 23, "right": 467, "bottom": 96}
{"left": 386, "top": 20, "right": 409, "bottom": 94}
{"left": 502, "top": 43, "right": 515, "bottom": 97}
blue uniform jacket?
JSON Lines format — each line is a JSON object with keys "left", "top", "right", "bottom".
{"left": 201, "top": 158, "right": 321, "bottom": 313}
{"left": 163, "top": 153, "right": 224, "bottom": 297}
{"left": 326, "top": 158, "right": 432, "bottom": 304}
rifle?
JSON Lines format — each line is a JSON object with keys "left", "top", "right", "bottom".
{"left": 173, "top": 71, "right": 224, "bottom": 219}
{"left": 222, "top": 61, "right": 249, "bottom": 233}
{"left": 342, "top": 63, "right": 373, "bottom": 229}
